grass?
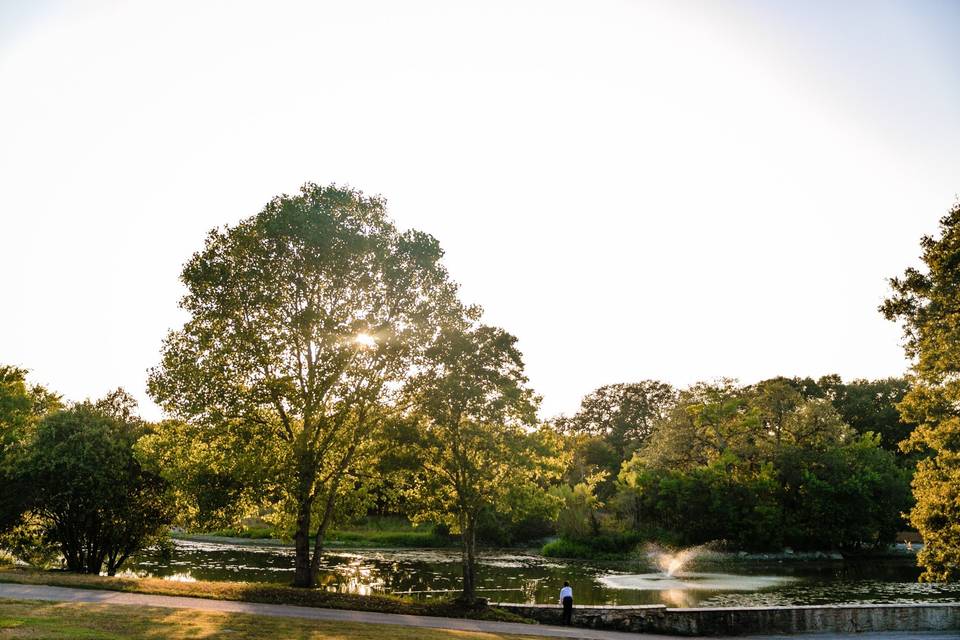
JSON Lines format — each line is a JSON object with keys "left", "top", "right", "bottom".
{"left": 0, "top": 567, "right": 529, "bottom": 624}
{"left": 0, "top": 600, "right": 552, "bottom": 639}
{"left": 541, "top": 533, "right": 647, "bottom": 560}
{"left": 205, "top": 516, "right": 457, "bottom": 549}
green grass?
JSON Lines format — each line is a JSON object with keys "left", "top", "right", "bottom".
{"left": 0, "top": 568, "right": 529, "bottom": 624}
{"left": 0, "top": 600, "right": 551, "bottom": 639}
{"left": 206, "top": 516, "right": 457, "bottom": 548}
{"left": 540, "top": 539, "right": 594, "bottom": 559}
{"left": 541, "top": 533, "right": 646, "bottom": 559}
{"left": 203, "top": 526, "right": 275, "bottom": 540}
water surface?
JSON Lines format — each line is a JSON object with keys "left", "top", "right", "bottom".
{"left": 124, "top": 539, "right": 960, "bottom": 607}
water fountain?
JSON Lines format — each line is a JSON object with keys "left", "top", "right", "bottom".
{"left": 598, "top": 544, "right": 796, "bottom": 605}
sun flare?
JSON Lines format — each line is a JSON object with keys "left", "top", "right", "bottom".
{"left": 353, "top": 332, "right": 377, "bottom": 348}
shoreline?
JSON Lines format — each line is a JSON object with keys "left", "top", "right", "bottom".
{"left": 170, "top": 532, "right": 921, "bottom": 563}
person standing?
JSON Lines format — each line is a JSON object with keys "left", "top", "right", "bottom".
{"left": 559, "top": 580, "right": 574, "bottom": 625}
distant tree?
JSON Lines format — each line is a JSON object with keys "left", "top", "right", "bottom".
{"left": 830, "top": 378, "right": 913, "bottom": 454}
{"left": 750, "top": 375, "right": 914, "bottom": 457}
{"left": 558, "top": 381, "right": 676, "bottom": 459}
{"left": 882, "top": 202, "right": 960, "bottom": 581}
{"left": 617, "top": 378, "right": 906, "bottom": 550}
{"left": 558, "top": 434, "right": 620, "bottom": 500}
{"left": 148, "top": 184, "right": 464, "bottom": 588}
{"left": 403, "top": 325, "right": 558, "bottom": 603}
{"left": 775, "top": 433, "right": 911, "bottom": 550}
{"left": 18, "top": 393, "right": 172, "bottom": 574}
{"left": 617, "top": 452, "right": 782, "bottom": 549}
{"left": 748, "top": 378, "right": 804, "bottom": 453}
{"left": 637, "top": 380, "right": 750, "bottom": 470}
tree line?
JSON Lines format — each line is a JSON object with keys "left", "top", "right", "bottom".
{"left": 550, "top": 377, "right": 913, "bottom": 555}
{"left": 2, "top": 185, "right": 958, "bottom": 595}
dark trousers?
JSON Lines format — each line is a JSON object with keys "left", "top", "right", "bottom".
{"left": 562, "top": 596, "right": 573, "bottom": 625}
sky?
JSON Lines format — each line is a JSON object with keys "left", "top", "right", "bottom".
{"left": 1, "top": 0, "right": 959, "bottom": 421}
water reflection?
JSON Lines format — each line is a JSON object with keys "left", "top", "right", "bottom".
{"left": 124, "top": 539, "right": 960, "bottom": 607}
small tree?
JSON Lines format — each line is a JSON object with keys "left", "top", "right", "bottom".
{"left": 404, "top": 324, "right": 551, "bottom": 603}
{"left": 20, "top": 393, "right": 172, "bottom": 574}
{"left": 550, "top": 471, "right": 606, "bottom": 540}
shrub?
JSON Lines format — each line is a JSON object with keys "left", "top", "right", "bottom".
{"left": 17, "top": 396, "right": 175, "bottom": 574}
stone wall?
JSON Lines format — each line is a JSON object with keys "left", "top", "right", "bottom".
{"left": 495, "top": 602, "right": 960, "bottom": 636}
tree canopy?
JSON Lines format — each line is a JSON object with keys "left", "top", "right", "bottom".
{"left": 557, "top": 381, "right": 676, "bottom": 459}
{"left": 882, "top": 202, "right": 960, "bottom": 581}
{"left": 8, "top": 390, "right": 172, "bottom": 575}
{"left": 402, "top": 324, "right": 560, "bottom": 602}
{"left": 148, "top": 183, "right": 465, "bottom": 587}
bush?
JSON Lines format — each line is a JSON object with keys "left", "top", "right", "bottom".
{"left": 541, "top": 538, "right": 592, "bottom": 558}
{"left": 16, "top": 396, "right": 175, "bottom": 574}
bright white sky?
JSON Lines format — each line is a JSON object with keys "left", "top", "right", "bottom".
{"left": 2, "top": 0, "right": 958, "bottom": 421}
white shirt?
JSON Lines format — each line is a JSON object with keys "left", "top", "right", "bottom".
{"left": 559, "top": 586, "right": 573, "bottom": 601}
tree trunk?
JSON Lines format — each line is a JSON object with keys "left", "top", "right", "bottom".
{"left": 309, "top": 479, "right": 341, "bottom": 585}
{"left": 292, "top": 491, "right": 315, "bottom": 587}
{"left": 460, "top": 519, "right": 477, "bottom": 603}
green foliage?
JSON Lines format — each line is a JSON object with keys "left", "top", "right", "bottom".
{"left": 326, "top": 526, "right": 454, "bottom": 548}
{"left": 617, "top": 453, "right": 782, "bottom": 550}
{"left": 14, "top": 393, "right": 174, "bottom": 574}
{"left": 540, "top": 538, "right": 592, "bottom": 558}
{"left": 556, "top": 381, "right": 676, "bottom": 461}
{"left": 882, "top": 202, "right": 960, "bottom": 581}
{"left": 0, "top": 520, "right": 61, "bottom": 569}
{"left": 549, "top": 471, "right": 606, "bottom": 541}
{"left": 775, "top": 433, "right": 911, "bottom": 550}
{"left": 402, "top": 324, "right": 561, "bottom": 601}
{"left": 541, "top": 531, "right": 647, "bottom": 559}
{"left": 147, "top": 183, "right": 464, "bottom": 587}
{"left": 0, "top": 366, "right": 62, "bottom": 536}
{"left": 612, "top": 380, "right": 911, "bottom": 552}
{"left": 136, "top": 419, "right": 259, "bottom": 531}
{"left": 830, "top": 378, "right": 914, "bottom": 455}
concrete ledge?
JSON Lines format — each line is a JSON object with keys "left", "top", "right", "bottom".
{"left": 495, "top": 602, "right": 960, "bottom": 636}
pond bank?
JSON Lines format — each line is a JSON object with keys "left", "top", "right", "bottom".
{"left": 172, "top": 530, "right": 465, "bottom": 550}
{"left": 174, "top": 532, "right": 917, "bottom": 563}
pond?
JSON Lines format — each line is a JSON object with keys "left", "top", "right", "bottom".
{"left": 124, "top": 539, "right": 960, "bottom": 608}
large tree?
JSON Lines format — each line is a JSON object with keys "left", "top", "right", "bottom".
{"left": 403, "top": 324, "right": 555, "bottom": 603}
{"left": 882, "top": 202, "right": 960, "bottom": 581}
{"left": 148, "top": 183, "right": 463, "bottom": 587}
